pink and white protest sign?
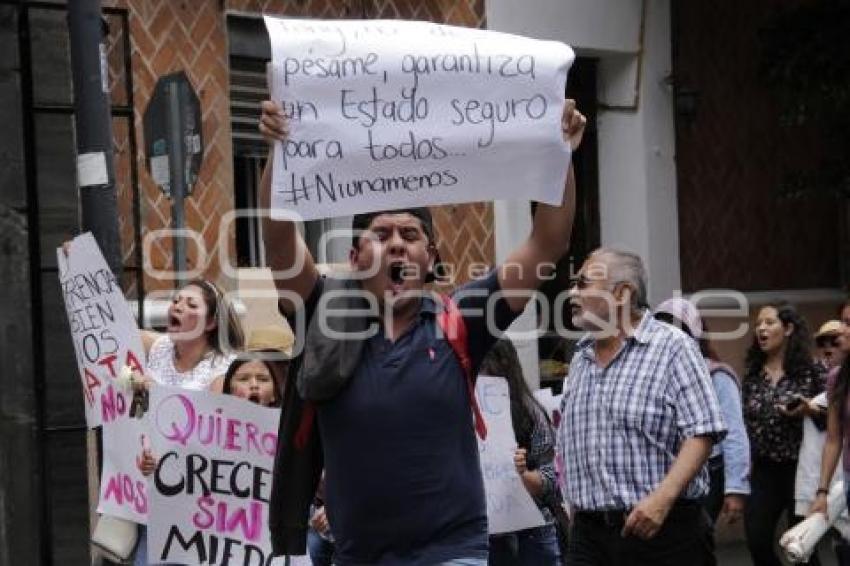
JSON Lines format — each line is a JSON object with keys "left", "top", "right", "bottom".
{"left": 98, "top": 416, "right": 150, "bottom": 524}
{"left": 56, "top": 232, "right": 145, "bottom": 428}
{"left": 147, "top": 385, "right": 283, "bottom": 565}
{"left": 476, "top": 375, "right": 546, "bottom": 534}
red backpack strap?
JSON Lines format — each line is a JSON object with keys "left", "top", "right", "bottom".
{"left": 294, "top": 401, "right": 316, "bottom": 450}
{"left": 438, "top": 294, "right": 487, "bottom": 440}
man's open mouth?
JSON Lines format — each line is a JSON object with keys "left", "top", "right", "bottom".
{"left": 389, "top": 263, "right": 404, "bottom": 284}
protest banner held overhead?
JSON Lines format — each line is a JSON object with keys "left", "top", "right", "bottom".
{"left": 264, "top": 17, "right": 574, "bottom": 221}
{"left": 147, "top": 385, "right": 283, "bottom": 565}
{"left": 57, "top": 233, "right": 145, "bottom": 428}
{"left": 475, "top": 375, "right": 546, "bottom": 535}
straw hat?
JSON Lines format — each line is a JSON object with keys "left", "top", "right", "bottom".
{"left": 815, "top": 320, "right": 842, "bottom": 339}
{"left": 245, "top": 324, "right": 294, "bottom": 357}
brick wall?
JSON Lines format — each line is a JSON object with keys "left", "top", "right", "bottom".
{"left": 103, "top": 0, "right": 236, "bottom": 292}
{"left": 106, "top": 0, "right": 491, "bottom": 293}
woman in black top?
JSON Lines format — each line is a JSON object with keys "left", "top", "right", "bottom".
{"left": 742, "top": 301, "right": 825, "bottom": 566}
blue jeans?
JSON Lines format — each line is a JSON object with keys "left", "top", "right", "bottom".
{"left": 133, "top": 526, "right": 148, "bottom": 566}
{"left": 489, "top": 524, "right": 561, "bottom": 565}
{"left": 307, "top": 527, "right": 335, "bottom": 566}
{"left": 133, "top": 525, "right": 179, "bottom": 566}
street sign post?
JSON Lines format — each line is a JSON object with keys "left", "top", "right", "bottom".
{"left": 143, "top": 72, "right": 204, "bottom": 281}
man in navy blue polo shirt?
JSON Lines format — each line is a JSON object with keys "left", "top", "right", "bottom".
{"left": 259, "top": 99, "right": 586, "bottom": 565}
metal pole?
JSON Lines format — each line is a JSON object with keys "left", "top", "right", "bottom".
{"left": 167, "top": 80, "right": 187, "bottom": 283}
{"left": 68, "top": 0, "right": 122, "bottom": 275}
{"left": 19, "top": 5, "right": 52, "bottom": 564}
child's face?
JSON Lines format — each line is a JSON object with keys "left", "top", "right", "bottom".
{"left": 229, "top": 361, "right": 276, "bottom": 406}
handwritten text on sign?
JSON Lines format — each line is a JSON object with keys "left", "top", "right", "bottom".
{"left": 147, "top": 386, "right": 282, "bottom": 565}
{"left": 265, "top": 17, "right": 574, "bottom": 221}
{"left": 476, "top": 375, "right": 546, "bottom": 535}
{"left": 57, "top": 233, "right": 145, "bottom": 428}
{"left": 99, "top": 415, "right": 150, "bottom": 524}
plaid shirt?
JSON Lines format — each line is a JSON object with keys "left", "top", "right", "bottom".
{"left": 524, "top": 404, "right": 559, "bottom": 519}
{"left": 557, "top": 313, "right": 726, "bottom": 511}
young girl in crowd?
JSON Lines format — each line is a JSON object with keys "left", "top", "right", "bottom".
{"left": 480, "top": 339, "right": 563, "bottom": 566}
{"left": 220, "top": 353, "right": 284, "bottom": 407}
{"left": 743, "top": 301, "right": 825, "bottom": 566}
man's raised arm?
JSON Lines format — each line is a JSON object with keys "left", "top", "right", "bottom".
{"left": 259, "top": 100, "right": 319, "bottom": 315}
{"left": 498, "top": 99, "right": 586, "bottom": 312}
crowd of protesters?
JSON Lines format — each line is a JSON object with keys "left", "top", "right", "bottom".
{"left": 254, "top": 97, "right": 850, "bottom": 565}
{"left": 103, "top": 259, "right": 850, "bottom": 566}
{"left": 80, "top": 95, "right": 850, "bottom": 566}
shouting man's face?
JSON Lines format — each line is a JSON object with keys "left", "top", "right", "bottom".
{"left": 350, "top": 212, "right": 436, "bottom": 314}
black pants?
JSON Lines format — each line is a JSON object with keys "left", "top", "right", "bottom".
{"left": 565, "top": 501, "right": 714, "bottom": 566}
{"left": 704, "top": 455, "right": 725, "bottom": 523}
{"left": 744, "top": 459, "right": 821, "bottom": 566}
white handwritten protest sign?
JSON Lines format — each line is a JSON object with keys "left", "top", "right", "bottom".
{"left": 265, "top": 17, "right": 574, "bottom": 221}
{"left": 147, "top": 386, "right": 283, "bottom": 565}
{"left": 99, "top": 415, "right": 150, "bottom": 523}
{"left": 476, "top": 375, "right": 546, "bottom": 534}
{"left": 57, "top": 232, "right": 145, "bottom": 428}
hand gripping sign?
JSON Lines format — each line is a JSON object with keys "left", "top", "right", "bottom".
{"left": 265, "top": 16, "right": 574, "bottom": 221}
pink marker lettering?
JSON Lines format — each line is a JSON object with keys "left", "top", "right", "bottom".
{"left": 245, "top": 423, "right": 261, "bottom": 454}
{"left": 100, "top": 384, "right": 127, "bottom": 422}
{"left": 157, "top": 393, "right": 195, "bottom": 446}
{"left": 97, "top": 354, "right": 119, "bottom": 378}
{"left": 193, "top": 495, "right": 216, "bottom": 530}
{"left": 224, "top": 418, "right": 242, "bottom": 451}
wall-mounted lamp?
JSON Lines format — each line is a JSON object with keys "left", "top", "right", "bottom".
{"left": 675, "top": 87, "right": 700, "bottom": 121}
{"left": 661, "top": 74, "right": 701, "bottom": 123}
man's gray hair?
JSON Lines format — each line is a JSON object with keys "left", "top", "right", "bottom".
{"left": 591, "top": 247, "right": 649, "bottom": 310}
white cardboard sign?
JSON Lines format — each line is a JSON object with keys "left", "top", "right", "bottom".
{"left": 98, "top": 415, "right": 150, "bottom": 524}
{"left": 265, "top": 17, "right": 574, "bottom": 221}
{"left": 56, "top": 232, "right": 145, "bottom": 428}
{"left": 147, "top": 386, "right": 285, "bottom": 565}
{"left": 476, "top": 375, "right": 546, "bottom": 534}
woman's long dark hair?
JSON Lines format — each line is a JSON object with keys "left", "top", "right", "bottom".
{"left": 744, "top": 301, "right": 814, "bottom": 381}
{"left": 479, "top": 339, "right": 551, "bottom": 450}
{"left": 829, "top": 299, "right": 850, "bottom": 414}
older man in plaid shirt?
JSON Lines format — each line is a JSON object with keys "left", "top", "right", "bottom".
{"left": 557, "top": 248, "right": 726, "bottom": 566}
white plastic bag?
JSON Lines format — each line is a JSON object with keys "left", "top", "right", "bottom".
{"left": 91, "top": 514, "right": 139, "bottom": 564}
